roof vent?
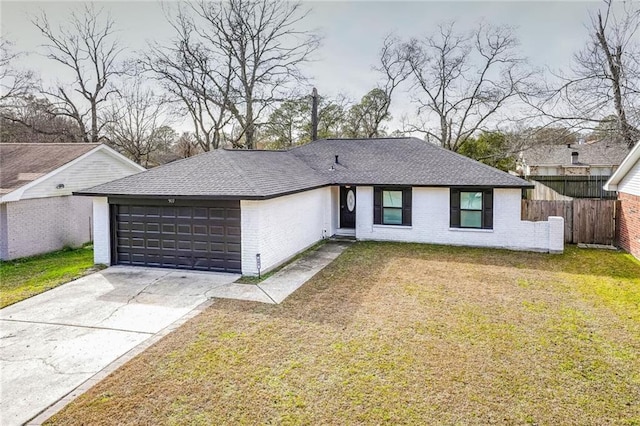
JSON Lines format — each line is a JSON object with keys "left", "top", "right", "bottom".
{"left": 566, "top": 143, "right": 571, "bottom": 148}
{"left": 571, "top": 151, "right": 579, "bottom": 164}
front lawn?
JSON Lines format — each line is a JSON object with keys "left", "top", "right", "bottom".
{"left": 0, "top": 245, "right": 96, "bottom": 308}
{"left": 47, "top": 243, "right": 640, "bottom": 425}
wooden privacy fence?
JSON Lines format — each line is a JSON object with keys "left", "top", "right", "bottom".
{"left": 521, "top": 199, "right": 619, "bottom": 245}
{"left": 530, "top": 175, "right": 618, "bottom": 199}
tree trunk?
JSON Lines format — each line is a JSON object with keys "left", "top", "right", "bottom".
{"left": 596, "top": 13, "right": 635, "bottom": 149}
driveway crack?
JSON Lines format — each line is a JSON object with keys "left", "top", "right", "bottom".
{"left": 96, "top": 271, "right": 173, "bottom": 326}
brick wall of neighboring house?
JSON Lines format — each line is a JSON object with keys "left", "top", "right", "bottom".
{"left": 618, "top": 192, "right": 640, "bottom": 260}
{"left": 1, "top": 195, "right": 93, "bottom": 260}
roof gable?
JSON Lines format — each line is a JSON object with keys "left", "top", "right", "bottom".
{"left": 604, "top": 141, "right": 640, "bottom": 191}
{"left": 0, "top": 143, "right": 100, "bottom": 194}
{"left": 0, "top": 144, "right": 145, "bottom": 202}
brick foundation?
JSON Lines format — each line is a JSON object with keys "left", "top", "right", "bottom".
{"left": 618, "top": 192, "right": 640, "bottom": 260}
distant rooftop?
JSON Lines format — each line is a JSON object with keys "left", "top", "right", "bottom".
{"left": 0, "top": 143, "right": 100, "bottom": 194}
{"left": 521, "top": 140, "right": 629, "bottom": 167}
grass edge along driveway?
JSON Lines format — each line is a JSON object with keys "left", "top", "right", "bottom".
{"left": 0, "top": 245, "right": 97, "bottom": 308}
{"left": 47, "top": 242, "right": 640, "bottom": 425}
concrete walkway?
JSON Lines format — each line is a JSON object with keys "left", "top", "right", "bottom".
{"left": 207, "top": 240, "right": 352, "bottom": 303}
{"left": 207, "top": 240, "right": 352, "bottom": 304}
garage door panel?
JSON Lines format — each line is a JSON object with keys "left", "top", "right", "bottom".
{"left": 193, "top": 241, "right": 208, "bottom": 252}
{"left": 192, "top": 225, "right": 207, "bottom": 235}
{"left": 226, "top": 243, "right": 241, "bottom": 253}
{"left": 162, "top": 223, "right": 176, "bottom": 233}
{"left": 114, "top": 202, "right": 241, "bottom": 273}
{"left": 146, "top": 223, "right": 160, "bottom": 233}
{"left": 161, "top": 239, "right": 176, "bottom": 250}
{"left": 177, "top": 224, "right": 191, "bottom": 234}
{"left": 177, "top": 207, "right": 192, "bottom": 218}
{"left": 146, "top": 239, "right": 160, "bottom": 249}
{"left": 226, "top": 208, "right": 241, "bottom": 220}
{"left": 177, "top": 240, "right": 192, "bottom": 251}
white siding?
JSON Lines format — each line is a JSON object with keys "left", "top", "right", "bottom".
{"left": 356, "top": 186, "right": 563, "bottom": 253}
{"left": 241, "top": 187, "right": 332, "bottom": 275}
{"left": 618, "top": 159, "right": 640, "bottom": 196}
{"left": 21, "top": 148, "right": 142, "bottom": 200}
{"left": 0, "top": 203, "right": 7, "bottom": 259}
{"left": 1, "top": 196, "right": 93, "bottom": 260}
{"left": 92, "top": 197, "right": 111, "bottom": 265}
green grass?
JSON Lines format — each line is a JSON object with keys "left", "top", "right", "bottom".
{"left": 0, "top": 245, "right": 97, "bottom": 308}
{"left": 47, "top": 242, "right": 640, "bottom": 425}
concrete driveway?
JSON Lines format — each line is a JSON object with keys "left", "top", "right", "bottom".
{"left": 0, "top": 266, "right": 239, "bottom": 426}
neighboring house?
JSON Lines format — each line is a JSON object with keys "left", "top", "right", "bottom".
{"left": 517, "top": 140, "right": 629, "bottom": 177}
{"left": 0, "top": 143, "right": 145, "bottom": 260}
{"left": 77, "top": 137, "right": 564, "bottom": 276}
{"left": 604, "top": 142, "right": 640, "bottom": 260}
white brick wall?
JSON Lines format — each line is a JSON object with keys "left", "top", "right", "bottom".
{"left": 241, "top": 187, "right": 333, "bottom": 275}
{"left": 92, "top": 197, "right": 111, "bottom": 265}
{"left": 0, "top": 196, "right": 93, "bottom": 260}
{"left": 356, "top": 186, "right": 563, "bottom": 253}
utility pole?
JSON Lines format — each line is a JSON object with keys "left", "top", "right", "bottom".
{"left": 311, "top": 87, "right": 318, "bottom": 141}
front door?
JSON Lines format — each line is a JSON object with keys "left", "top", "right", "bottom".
{"left": 340, "top": 186, "right": 356, "bottom": 228}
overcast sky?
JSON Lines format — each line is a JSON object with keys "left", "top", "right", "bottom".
{"left": 1, "top": 1, "right": 606, "bottom": 132}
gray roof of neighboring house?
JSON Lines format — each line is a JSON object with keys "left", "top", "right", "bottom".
{"left": 0, "top": 143, "right": 100, "bottom": 194}
{"left": 521, "top": 141, "right": 629, "bottom": 167}
{"left": 78, "top": 137, "right": 531, "bottom": 199}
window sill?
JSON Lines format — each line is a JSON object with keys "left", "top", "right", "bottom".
{"left": 373, "top": 224, "right": 412, "bottom": 230}
{"left": 448, "top": 227, "right": 494, "bottom": 233}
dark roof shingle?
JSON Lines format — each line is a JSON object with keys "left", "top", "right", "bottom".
{"left": 79, "top": 137, "right": 531, "bottom": 199}
{"left": 0, "top": 143, "right": 100, "bottom": 194}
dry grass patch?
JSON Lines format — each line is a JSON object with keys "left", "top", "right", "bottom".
{"left": 47, "top": 243, "right": 640, "bottom": 425}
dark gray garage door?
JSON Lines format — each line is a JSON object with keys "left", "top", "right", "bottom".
{"left": 113, "top": 200, "right": 241, "bottom": 273}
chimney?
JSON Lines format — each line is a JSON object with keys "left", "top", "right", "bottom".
{"left": 571, "top": 151, "right": 579, "bottom": 164}
{"left": 311, "top": 87, "right": 318, "bottom": 141}
{"left": 335, "top": 155, "right": 339, "bottom": 164}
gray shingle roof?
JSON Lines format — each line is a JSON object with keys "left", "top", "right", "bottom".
{"left": 521, "top": 141, "right": 629, "bottom": 167}
{"left": 78, "top": 137, "right": 531, "bottom": 199}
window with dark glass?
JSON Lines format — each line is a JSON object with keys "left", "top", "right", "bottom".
{"left": 374, "top": 187, "right": 412, "bottom": 226}
{"left": 450, "top": 188, "right": 493, "bottom": 229}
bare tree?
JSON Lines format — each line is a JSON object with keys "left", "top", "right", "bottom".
{"left": 103, "top": 80, "right": 173, "bottom": 167}
{"left": 0, "top": 39, "right": 34, "bottom": 104}
{"left": 146, "top": 0, "right": 320, "bottom": 150}
{"left": 396, "top": 22, "right": 532, "bottom": 152}
{"left": 528, "top": 1, "right": 639, "bottom": 148}
{"left": 141, "top": 7, "right": 235, "bottom": 151}
{"left": 0, "top": 95, "right": 82, "bottom": 143}
{"left": 349, "top": 35, "right": 410, "bottom": 138}
{"left": 32, "top": 5, "right": 123, "bottom": 142}
{"left": 174, "top": 132, "right": 203, "bottom": 159}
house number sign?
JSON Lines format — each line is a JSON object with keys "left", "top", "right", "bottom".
{"left": 346, "top": 190, "right": 355, "bottom": 212}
